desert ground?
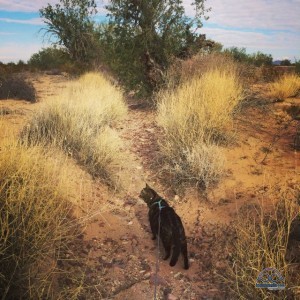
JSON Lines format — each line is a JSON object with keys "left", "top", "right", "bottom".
{"left": 0, "top": 72, "right": 299, "bottom": 299}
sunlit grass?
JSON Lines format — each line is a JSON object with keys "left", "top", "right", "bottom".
{"left": 267, "top": 74, "right": 300, "bottom": 101}
{"left": 22, "top": 72, "right": 127, "bottom": 186}
{"left": 225, "top": 187, "right": 300, "bottom": 299}
{"left": 0, "top": 132, "right": 80, "bottom": 299}
{"left": 157, "top": 65, "right": 243, "bottom": 187}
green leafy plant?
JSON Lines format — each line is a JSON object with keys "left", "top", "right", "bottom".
{"left": 40, "top": 0, "right": 101, "bottom": 64}
{"left": 101, "top": 0, "right": 211, "bottom": 96}
{"left": 28, "top": 46, "right": 72, "bottom": 71}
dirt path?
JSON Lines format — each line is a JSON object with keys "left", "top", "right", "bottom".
{"left": 1, "top": 73, "right": 299, "bottom": 299}
{"left": 74, "top": 102, "right": 233, "bottom": 300}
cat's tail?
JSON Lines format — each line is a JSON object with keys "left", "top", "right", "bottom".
{"left": 169, "top": 239, "right": 181, "bottom": 267}
{"left": 181, "top": 241, "right": 189, "bottom": 270}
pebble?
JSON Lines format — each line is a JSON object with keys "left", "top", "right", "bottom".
{"left": 167, "top": 294, "right": 178, "bottom": 300}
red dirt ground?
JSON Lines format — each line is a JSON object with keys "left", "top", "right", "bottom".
{"left": 1, "top": 72, "right": 299, "bottom": 299}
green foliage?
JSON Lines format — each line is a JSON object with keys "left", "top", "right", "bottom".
{"left": 223, "top": 47, "right": 249, "bottom": 63}
{"left": 295, "top": 60, "right": 300, "bottom": 75}
{"left": 248, "top": 51, "right": 273, "bottom": 66}
{"left": 280, "top": 59, "right": 292, "bottom": 66}
{"left": 223, "top": 47, "right": 273, "bottom": 66}
{"left": 39, "top": 0, "right": 101, "bottom": 63}
{"left": 101, "top": 0, "right": 211, "bottom": 96}
{"left": 28, "top": 46, "right": 72, "bottom": 70}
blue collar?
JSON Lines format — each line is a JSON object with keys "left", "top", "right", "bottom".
{"left": 151, "top": 199, "right": 165, "bottom": 210}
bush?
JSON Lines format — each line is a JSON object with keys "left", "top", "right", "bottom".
{"left": 0, "top": 75, "right": 36, "bottom": 102}
{"left": 0, "top": 140, "right": 78, "bottom": 299}
{"left": 267, "top": 74, "right": 300, "bottom": 101}
{"left": 295, "top": 60, "right": 300, "bottom": 75}
{"left": 225, "top": 187, "right": 300, "bottom": 299}
{"left": 28, "top": 46, "right": 73, "bottom": 71}
{"left": 21, "top": 72, "right": 127, "bottom": 185}
{"left": 157, "top": 63, "right": 243, "bottom": 187}
{"left": 223, "top": 47, "right": 273, "bottom": 67}
{"left": 165, "top": 53, "right": 241, "bottom": 93}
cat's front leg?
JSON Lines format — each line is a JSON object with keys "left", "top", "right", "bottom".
{"left": 150, "top": 221, "right": 157, "bottom": 240}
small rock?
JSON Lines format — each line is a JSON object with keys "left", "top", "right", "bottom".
{"left": 128, "top": 221, "right": 133, "bottom": 225}
{"left": 174, "top": 272, "right": 184, "bottom": 280}
{"left": 174, "top": 195, "right": 180, "bottom": 201}
{"left": 167, "top": 294, "right": 178, "bottom": 300}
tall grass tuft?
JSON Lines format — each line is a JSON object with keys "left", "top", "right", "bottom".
{"left": 267, "top": 74, "right": 300, "bottom": 101}
{"left": 0, "top": 138, "right": 79, "bottom": 299}
{"left": 226, "top": 187, "right": 300, "bottom": 299}
{"left": 157, "top": 65, "right": 243, "bottom": 187}
{"left": 22, "top": 72, "right": 127, "bottom": 186}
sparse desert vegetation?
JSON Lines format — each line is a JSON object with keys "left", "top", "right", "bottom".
{"left": 226, "top": 186, "right": 300, "bottom": 299}
{"left": 1, "top": 58, "right": 299, "bottom": 299}
{"left": 157, "top": 59, "right": 243, "bottom": 187}
{"left": 267, "top": 74, "right": 300, "bottom": 101}
{"left": 22, "top": 72, "right": 126, "bottom": 185}
{"left": 0, "top": 75, "right": 36, "bottom": 102}
{"left": 0, "top": 132, "right": 80, "bottom": 299}
{"left": 0, "top": 1, "right": 300, "bottom": 298}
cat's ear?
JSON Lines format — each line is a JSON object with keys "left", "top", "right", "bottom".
{"left": 146, "top": 183, "right": 151, "bottom": 189}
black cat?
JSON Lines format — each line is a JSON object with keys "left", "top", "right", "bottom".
{"left": 139, "top": 184, "right": 189, "bottom": 269}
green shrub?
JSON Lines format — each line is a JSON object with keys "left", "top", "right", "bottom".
{"left": 28, "top": 46, "right": 73, "bottom": 71}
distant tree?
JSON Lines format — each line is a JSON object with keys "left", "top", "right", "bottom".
{"left": 223, "top": 47, "right": 249, "bottom": 63}
{"left": 101, "top": 0, "right": 211, "bottom": 95}
{"left": 39, "top": 0, "right": 100, "bottom": 63}
{"left": 249, "top": 51, "right": 273, "bottom": 66}
{"left": 28, "top": 46, "right": 72, "bottom": 70}
{"left": 223, "top": 47, "right": 273, "bottom": 67}
{"left": 280, "top": 59, "right": 292, "bottom": 66}
{"left": 294, "top": 59, "right": 300, "bottom": 75}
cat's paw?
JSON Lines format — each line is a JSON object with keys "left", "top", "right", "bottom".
{"left": 163, "top": 254, "right": 170, "bottom": 260}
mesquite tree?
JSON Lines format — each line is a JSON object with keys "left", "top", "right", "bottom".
{"left": 40, "top": 0, "right": 99, "bottom": 62}
{"left": 102, "top": 0, "right": 211, "bottom": 95}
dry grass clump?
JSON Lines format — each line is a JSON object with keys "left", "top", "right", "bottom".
{"left": 157, "top": 65, "right": 243, "bottom": 187}
{"left": 0, "top": 139, "right": 79, "bottom": 299}
{"left": 22, "top": 72, "right": 127, "bottom": 185}
{"left": 267, "top": 74, "right": 300, "bottom": 101}
{"left": 166, "top": 53, "right": 240, "bottom": 89}
{"left": 226, "top": 187, "right": 300, "bottom": 299}
{"left": 0, "top": 75, "right": 36, "bottom": 102}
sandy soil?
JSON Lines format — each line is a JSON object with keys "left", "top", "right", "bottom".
{"left": 1, "top": 72, "right": 299, "bottom": 299}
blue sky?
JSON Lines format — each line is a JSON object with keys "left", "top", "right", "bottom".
{"left": 0, "top": 0, "right": 299, "bottom": 63}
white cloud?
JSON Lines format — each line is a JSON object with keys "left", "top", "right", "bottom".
{"left": 0, "top": 31, "right": 16, "bottom": 35}
{"left": 0, "top": 41, "right": 46, "bottom": 63}
{"left": 201, "top": 27, "right": 299, "bottom": 49}
{"left": 203, "top": 0, "right": 300, "bottom": 32}
{"left": 0, "top": 17, "right": 43, "bottom": 25}
{"left": 0, "top": 0, "right": 106, "bottom": 12}
{"left": 201, "top": 27, "right": 300, "bottom": 59}
{"left": 0, "top": 0, "right": 58, "bottom": 12}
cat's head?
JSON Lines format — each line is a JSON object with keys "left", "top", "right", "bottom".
{"left": 139, "top": 183, "right": 159, "bottom": 206}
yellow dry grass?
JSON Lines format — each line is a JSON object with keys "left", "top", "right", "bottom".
{"left": 157, "top": 66, "right": 243, "bottom": 187}
{"left": 0, "top": 121, "right": 80, "bottom": 299}
{"left": 267, "top": 74, "right": 300, "bottom": 101}
{"left": 226, "top": 187, "right": 300, "bottom": 299}
{"left": 22, "top": 72, "right": 127, "bottom": 186}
